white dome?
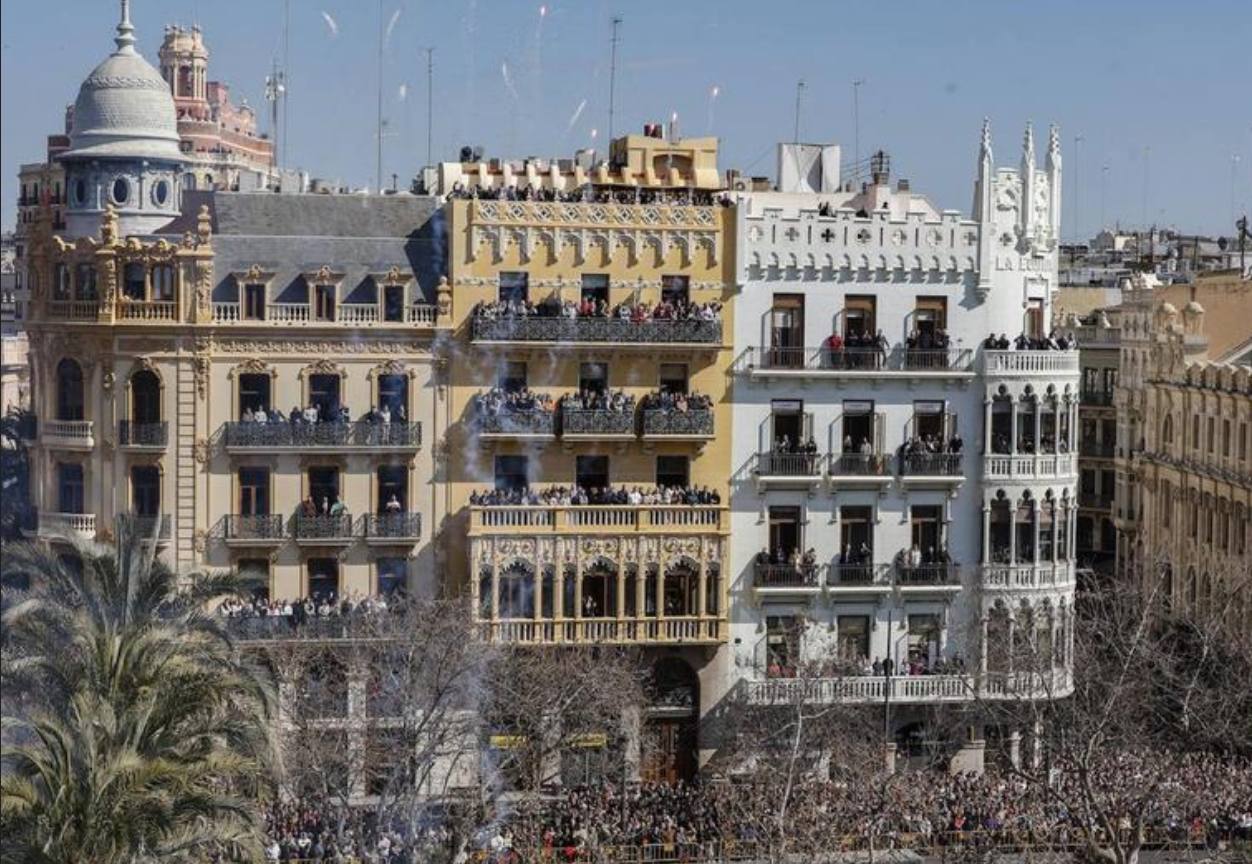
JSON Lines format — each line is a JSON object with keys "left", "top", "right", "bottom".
{"left": 61, "top": 5, "right": 183, "bottom": 163}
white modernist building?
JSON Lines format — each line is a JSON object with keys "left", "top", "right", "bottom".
{"left": 712, "top": 122, "right": 1079, "bottom": 769}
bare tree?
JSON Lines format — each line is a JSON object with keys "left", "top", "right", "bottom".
{"left": 970, "top": 558, "right": 1252, "bottom": 864}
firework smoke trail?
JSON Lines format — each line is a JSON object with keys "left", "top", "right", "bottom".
{"left": 384, "top": 7, "right": 402, "bottom": 47}
{"left": 501, "top": 61, "right": 522, "bottom": 105}
{"left": 707, "top": 85, "right": 720, "bottom": 135}
{"left": 320, "top": 10, "right": 339, "bottom": 38}
{"left": 565, "top": 98, "right": 587, "bottom": 135}
{"left": 398, "top": 82, "right": 408, "bottom": 101}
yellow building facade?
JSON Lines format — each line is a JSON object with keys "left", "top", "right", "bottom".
{"left": 441, "top": 193, "right": 737, "bottom": 651}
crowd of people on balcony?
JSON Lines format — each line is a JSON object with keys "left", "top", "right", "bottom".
{"left": 445, "top": 182, "right": 731, "bottom": 207}
{"left": 754, "top": 547, "right": 820, "bottom": 582}
{"left": 983, "top": 331, "right": 1077, "bottom": 351}
{"left": 642, "top": 390, "right": 712, "bottom": 413}
{"left": 469, "top": 484, "right": 722, "bottom": 507}
{"left": 895, "top": 544, "right": 956, "bottom": 571}
{"left": 218, "top": 591, "right": 394, "bottom": 625}
{"left": 562, "top": 389, "right": 635, "bottom": 413}
{"left": 259, "top": 753, "right": 1252, "bottom": 861}
{"left": 821, "top": 330, "right": 892, "bottom": 368}
{"left": 298, "top": 495, "right": 349, "bottom": 519}
{"left": 237, "top": 402, "right": 408, "bottom": 426}
{"left": 898, "top": 433, "right": 964, "bottom": 473}
{"left": 474, "top": 387, "right": 556, "bottom": 417}
{"left": 473, "top": 297, "right": 722, "bottom": 324}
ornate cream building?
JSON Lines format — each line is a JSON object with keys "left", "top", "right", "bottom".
{"left": 1114, "top": 270, "right": 1252, "bottom": 632}
{"left": 20, "top": 3, "right": 443, "bottom": 602}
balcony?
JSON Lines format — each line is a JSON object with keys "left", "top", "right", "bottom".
{"left": 41, "top": 419, "right": 94, "bottom": 450}
{"left": 641, "top": 408, "right": 715, "bottom": 441}
{"left": 221, "top": 420, "right": 421, "bottom": 453}
{"left": 45, "top": 301, "right": 100, "bottom": 321}
{"left": 37, "top": 511, "right": 96, "bottom": 540}
{"left": 743, "top": 670, "right": 1074, "bottom": 706}
{"left": 827, "top": 453, "right": 892, "bottom": 488}
{"left": 476, "top": 409, "right": 556, "bottom": 442}
{"left": 895, "top": 562, "right": 962, "bottom": 595}
{"left": 740, "top": 346, "right": 974, "bottom": 381}
{"left": 898, "top": 452, "right": 963, "bottom": 488}
{"left": 1080, "top": 389, "right": 1115, "bottom": 407}
{"left": 118, "top": 514, "right": 172, "bottom": 543}
{"left": 1079, "top": 440, "right": 1116, "bottom": 459}
{"left": 116, "top": 300, "right": 178, "bottom": 321}
{"left": 471, "top": 315, "right": 722, "bottom": 347}
{"left": 118, "top": 421, "right": 168, "bottom": 450}
{"left": 560, "top": 406, "right": 636, "bottom": 441}
{"left": 478, "top": 617, "right": 723, "bottom": 646}
{"left": 980, "top": 561, "right": 1074, "bottom": 590}
{"left": 752, "top": 451, "right": 825, "bottom": 491}
{"left": 826, "top": 563, "right": 892, "bottom": 596}
{"left": 753, "top": 562, "right": 823, "bottom": 600}
{"left": 982, "top": 349, "right": 1080, "bottom": 377}
{"left": 223, "top": 514, "right": 286, "bottom": 546}
{"left": 982, "top": 452, "right": 1076, "bottom": 480}
{"left": 469, "top": 504, "right": 727, "bottom": 535}
{"left": 211, "top": 301, "right": 437, "bottom": 328}
{"left": 292, "top": 514, "right": 355, "bottom": 546}
{"left": 362, "top": 512, "right": 422, "bottom": 544}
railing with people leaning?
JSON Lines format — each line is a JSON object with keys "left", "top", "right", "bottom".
{"left": 476, "top": 408, "right": 556, "bottom": 436}
{"left": 469, "top": 505, "right": 728, "bottom": 535}
{"left": 754, "top": 562, "right": 822, "bottom": 588}
{"left": 471, "top": 314, "right": 722, "bottom": 345}
{"left": 641, "top": 407, "right": 715, "bottom": 437}
{"left": 561, "top": 405, "right": 636, "bottom": 436}
{"left": 896, "top": 561, "right": 960, "bottom": 586}
{"left": 829, "top": 452, "right": 889, "bottom": 476}
{"left": 899, "top": 452, "right": 963, "bottom": 476}
{"left": 745, "top": 345, "right": 973, "bottom": 373}
{"left": 222, "top": 420, "right": 421, "bottom": 449}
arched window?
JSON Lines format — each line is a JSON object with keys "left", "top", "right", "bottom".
{"left": 123, "top": 262, "right": 146, "bottom": 300}
{"left": 151, "top": 264, "right": 175, "bottom": 301}
{"left": 130, "top": 369, "right": 161, "bottom": 425}
{"left": 1162, "top": 413, "right": 1173, "bottom": 445}
{"left": 56, "top": 358, "right": 84, "bottom": 421}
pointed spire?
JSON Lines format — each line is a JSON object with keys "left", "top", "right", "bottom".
{"left": 980, "top": 117, "right": 993, "bottom": 162}
{"left": 115, "top": 0, "right": 137, "bottom": 55}
{"left": 1047, "top": 123, "right": 1062, "bottom": 171}
{"left": 1022, "top": 121, "right": 1035, "bottom": 167}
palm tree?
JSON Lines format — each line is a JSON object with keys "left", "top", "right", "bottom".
{"left": 0, "top": 518, "right": 278, "bottom": 863}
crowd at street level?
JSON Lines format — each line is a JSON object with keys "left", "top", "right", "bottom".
{"left": 445, "top": 183, "right": 732, "bottom": 207}
{"left": 473, "top": 298, "right": 723, "bottom": 323}
{"left": 469, "top": 485, "right": 722, "bottom": 507}
{"left": 256, "top": 753, "right": 1252, "bottom": 862}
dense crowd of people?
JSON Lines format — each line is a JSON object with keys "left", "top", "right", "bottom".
{"left": 983, "top": 331, "right": 1077, "bottom": 350}
{"left": 641, "top": 391, "right": 712, "bottom": 413}
{"left": 218, "top": 591, "right": 395, "bottom": 625}
{"left": 820, "top": 330, "right": 891, "bottom": 369}
{"left": 475, "top": 388, "right": 556, "bottom": 417}
{"left": 257, "top": 753, "right": 1252, "bottom": 862}
{"left": 445, "top": 183, "right": 731, "bottom": 207}
{"left": 562, "top": 390, "right": 635, "bottom": 413}
{"left": 469, "top": 485, "right": 722, "bottom": 507}
{"left": 238, "top": 402, "right": 408, "bottom": 426}
{"left": 473, "top": 297, "right": 722, "bottom": 324}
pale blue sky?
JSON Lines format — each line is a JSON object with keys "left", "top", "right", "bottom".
{"left": 2, "top": 0, "right": 1249, "bottom": 236}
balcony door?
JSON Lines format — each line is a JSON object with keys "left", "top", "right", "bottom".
{"left": 909, "top": 505, "right": 944, "bottom": 559}
{"left": 907, "top": 614, "right": 941, "bottom": 667}
{"left": 308, "top": 467, "right": 341, "bottom": 513}
{"left": 309, "top": 374, "right": 341, "bottom": 419}
{"left": 768, "top": 507, "right": 801, "bottom": 562}
{"left": 377, "top": 465, "right": 406, "bottom": 511}
{"left": 578, "top": 362, "right": 608, "bottom": 395}
{"left": 243, "top": 283, "right": 266, "bottom": 320}
{"left": 131, "top": 466, "right": 160, "bottom": 517}
{"left": 1024, "top": 299, "right": 1045, "bottom": 339}
{"left": 769, "top": 295, "right": 804, "bottom": 368}
{"left": 307, "top": 558, "right": 340, "bottom": 601}
{"left": 313, "top": 283, "right": 336, "bottom": 321}
{"left": 56, "top": 359, "right": 84, "bottom": 421}
{"left": 843, "top": 295, "right": 876, "bottom": 338}
{"left": 655, "top": 455, "right": 689, "bottom": 488}
{"left": 238, "top": 467, "right": 270, "bottom": 516}
{"left": 581, "top": 274, "right": 609, "bottom": 308}
{"left": 494, "top": 455, "right": 529, "bottom": 491}
{"left": 131, "top": 370, "right": 161, "bottom": 425}
{"left": 498, "top": 272, "right": 529, "bottom": 303}
{"left": 836, "top": 615, "right": 870, "bottom": 663}
{"left": 661, "top": 275, "right": 690, "bottom": 307}
{"left": 382, "top": 284, "right": 405, "bottom": 322}
{"left": 58, "top": 463, "right": 85, "bottom": 514}
{"left": 841, "top": 401, "right": 877, "bottom": 452}
{"left": 910, "top": 401, "right": 946, "bottom": 444}
{"left": 378, "top": 374, "right": 408, "bottom": 416}
{"left": 238, "top": 373, "right": 270, "bottom": 417}
{"left": 769, "top": 400, "right": 809, "bottom": 450}
{"left": 839, "top": 506, "right": 873, "bottom": 562}
{"left": 912, "top": 297, "right": 947, "bottom": 343}
{"left": 575, "top": 455, "right": 609, "bottom": 490}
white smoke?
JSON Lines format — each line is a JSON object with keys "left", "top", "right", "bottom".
{"left": 385, "top": 7, "right": 402, "bottom": 47}
{"left": 565, "top": 98, "right": 587, "bottom": 134}
{"left": 398, "top": 82, "right": 408, "bottom": 101}
{"left": 501, "top": 61, "right": 521, "bottom": 104}
{"left": 320, "top": 11, "right": 339, "bottom": 38}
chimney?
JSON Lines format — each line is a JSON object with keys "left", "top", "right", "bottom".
{"left": 896, "top": 178, "right": 910, "bottom": 192}
{"left": 870, "top": 150, "right": 890, "bottom": 186}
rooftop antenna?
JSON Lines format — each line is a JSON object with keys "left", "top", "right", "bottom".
{"left": 426, "top": 47, "right": 435, "bottom": 167}
{"left": 608, "top": 16, "right": 622, "bottom": 145}
{"left": 376, "top": 0, "right": 385, "bottom": 193}
{"left": 264, "top": 60, "right": 286, "bottom": 172}
{"left": 1140, "top": 145, "right": 1150, "bottom": 230}
{"left": 793, "top": 79, "right": 806, "bottom": 144}
{"left": 282, "top": 0, "right": 290, "bottom": 170}
{"left": 852, "top": 78, "right": 865, "bottom": 171}
{"left": 1072, "top": 134, "right": 1083, "bottom": 245}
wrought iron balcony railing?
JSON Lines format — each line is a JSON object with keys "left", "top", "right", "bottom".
{"left": 1080, "top": 389, "right": 1115, "bottom": 406}
{"left": 747, "top": 345, "right": 974, "bottom": 373}
{"left": 471, "top": 315, "right": 722, "bottom": 345}
{"left": 754, "top": 563, "right": 822, "bottom": 588}
{"left": 754, "top": 451, "right": 825, "bottom": 476}
{"left": 292, "top": 514, "right": 355, "bottom": 541}
{"left": 222, "top": 420, "right": 421, "bottom": 449}
{"left": 224, "top": 514, "right": 286, "bottom": 542}
{"left": 561, "top": 405, "right": 635, "bottom": 436}
{"left": 118, "top": 514, "right": 172, "bottom": 540}
{"left": 476, "top": 410, "right": 556, "bottom": 436}
{"left": 118, "top": 420, "right": 168, "bottom": 447}
{"left": 899, "top": 453, "right": 963, "bottom": 476}
{"left": 829, "top": 453, "right": 890, "bottom": 476}
{"left": 896, "top": 562, "right": 960, "bottom": 586}
{"left": 363, "top": 512, "right": 422, "bottom": 540}
{"left": 827, "top": 563, "right": 890, "bottom": 587}
{"left": 641, "top": 408, "right": 714, "bottom": 437}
